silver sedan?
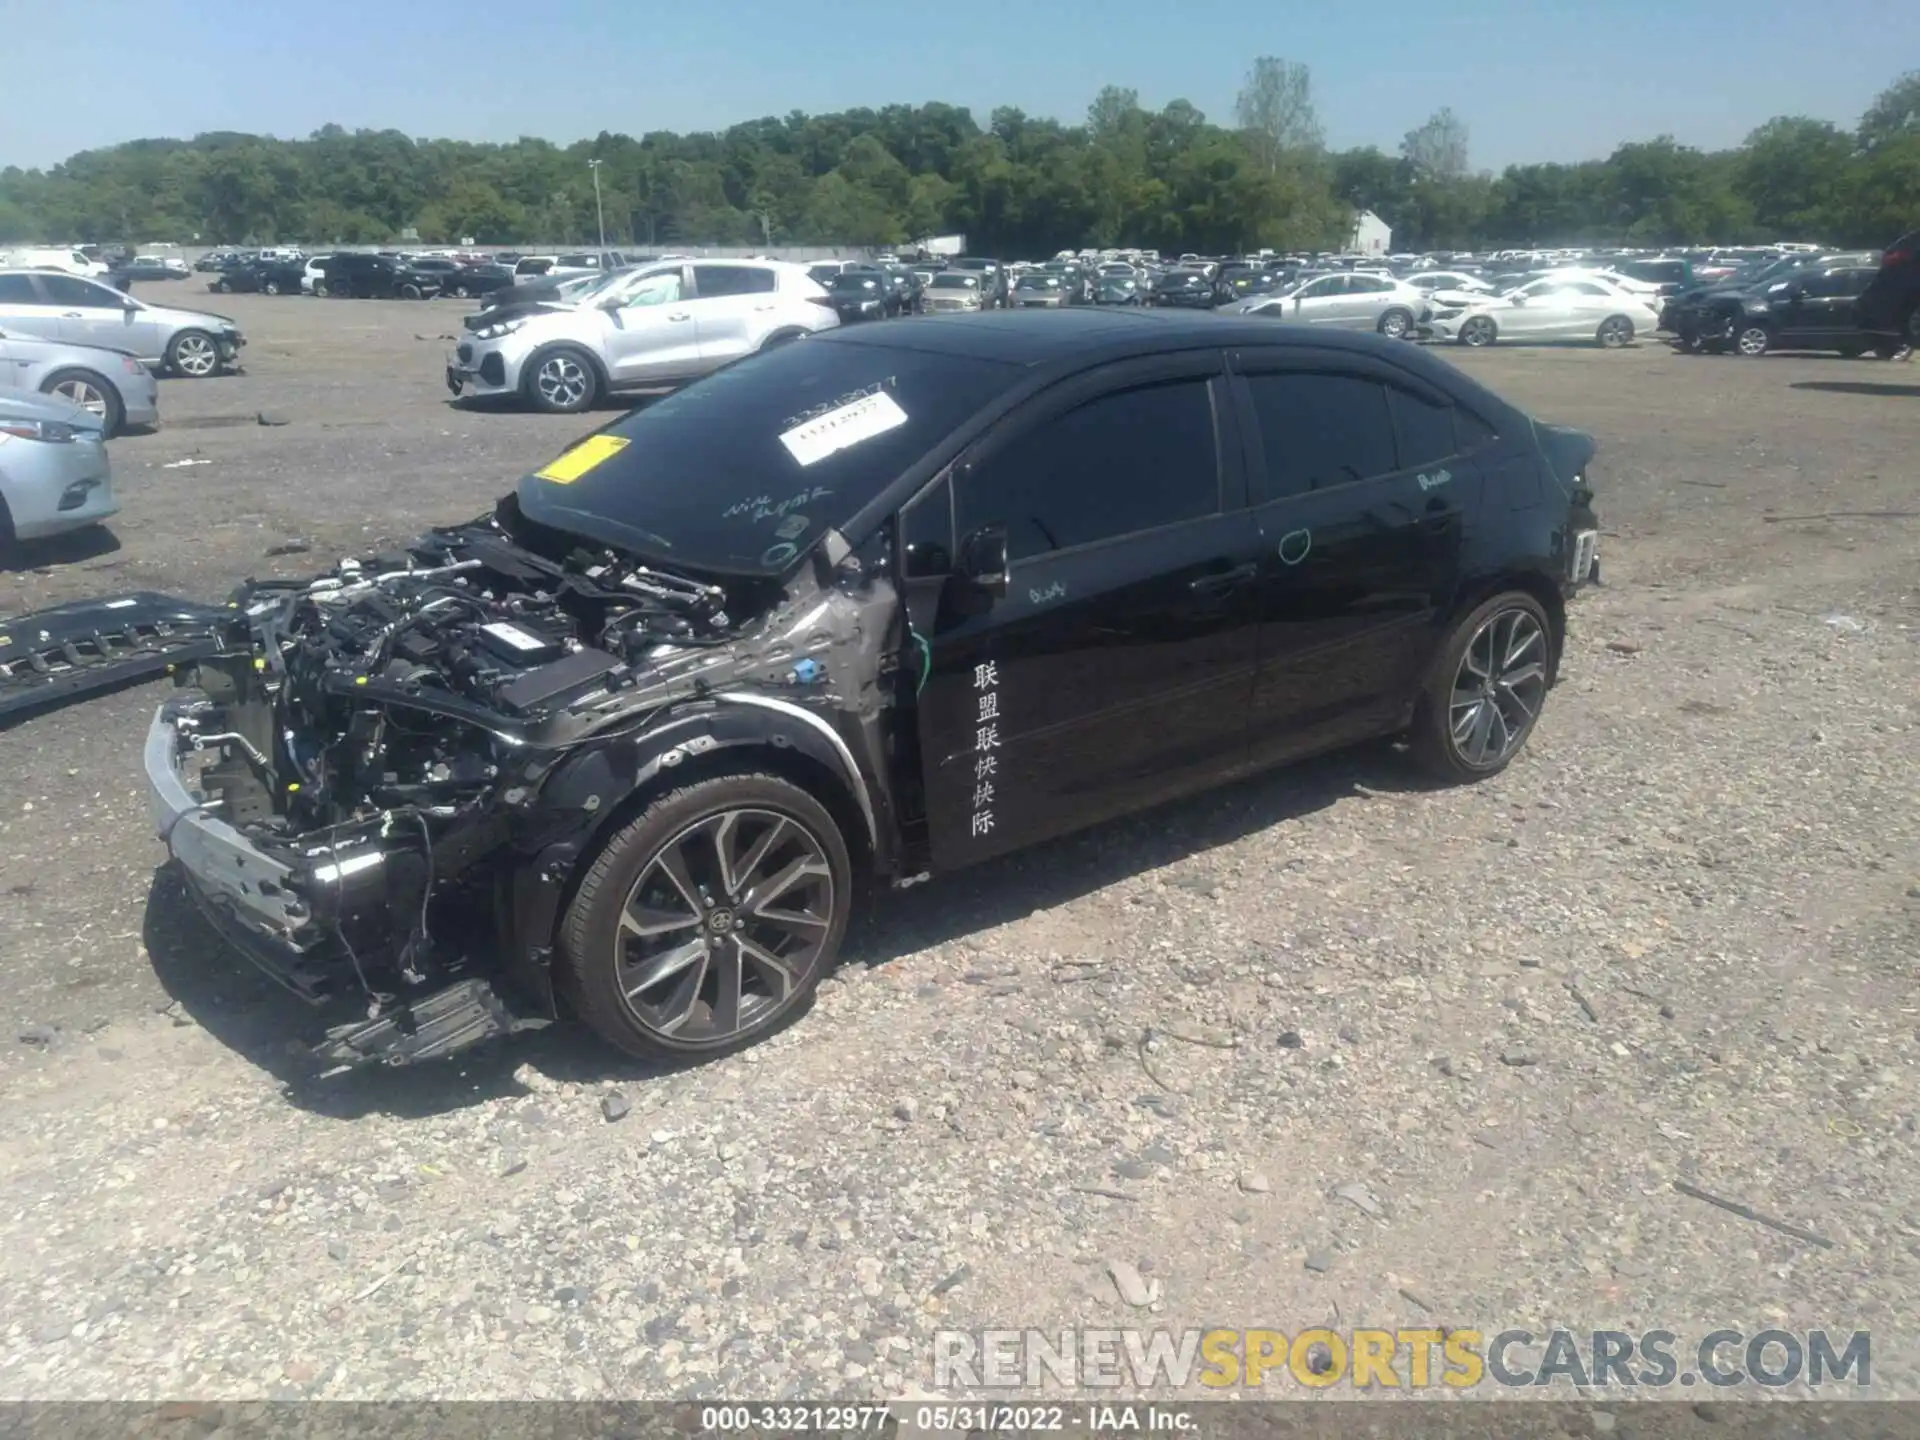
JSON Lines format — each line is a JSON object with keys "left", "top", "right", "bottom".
{"left": 0, "top": 389, "right": 118, "bottom": 545}
{"left": 0, "top": 327, "right": 160, "bottom": 436}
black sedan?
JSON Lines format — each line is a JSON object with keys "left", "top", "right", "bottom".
{"left": 211, "top": 258, "right": 307, "bottom": 295}
{"left": 824, "top": 270, "right": 891, "bottom": 323}
{"left": 118, "top": 307, "right": 1597, "bottom": 1072}
{"left": 1150, "top": 272, "right": 1217, "bottom": 309}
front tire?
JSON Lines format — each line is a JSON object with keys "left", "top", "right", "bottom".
{"left": 42, "top": 369, "right": 125, "bottom": 436}
{"left": 263, "top": 279, "right": 281, "bottom": 296}
{"left": 522, "top": 345, "right": 601, "bottom": 413}
{"left": 1458, "top": 315, "right": 1498, "bottom": 347}
{"left": 1596, "top": 315, "right": 1634, "bottom": 348}
{"left": 1410, "top": 592, "right": 1554, "bottom": 782}
{"left": 166, "top": 329, "right": 221, "bottom": 378}
{"left": 400, "top": 283, "right": 423, "bottom": 300}
{"left": 1734, "top": 322, "right": 1771, "bottom": 357}
{"left": 558, "top": 772, "right": 853, "bottom": 1061}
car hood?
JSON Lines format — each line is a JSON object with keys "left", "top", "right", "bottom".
{"left": 143, "top": 301, "right": 239, "bottom": 329}
{"left": 462, "top": 301, "right": 580, "bottom": 333}
{"left": 0, "top": 385, "right": 105, "bottom": 432}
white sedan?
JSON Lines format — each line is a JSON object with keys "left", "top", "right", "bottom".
{"left": 1427, "top": 275, "right": 1661, "bottom": 348}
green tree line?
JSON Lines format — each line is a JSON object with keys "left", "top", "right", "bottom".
{"left": 2, "top": 67, "right": 1914, "bottom": 254}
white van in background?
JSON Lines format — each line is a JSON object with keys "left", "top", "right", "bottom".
{"left": 0, "top": 247, "right": 110, "bottom": 277}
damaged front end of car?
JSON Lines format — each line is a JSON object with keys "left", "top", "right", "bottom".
{"left": 143, "top": 500, "right": 899, "bottom": 1070}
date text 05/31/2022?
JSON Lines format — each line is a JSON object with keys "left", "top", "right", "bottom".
{"left": 698, "top": 1404, "right": 1199, "bottom": 1432}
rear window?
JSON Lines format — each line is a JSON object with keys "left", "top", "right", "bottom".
{"left": 513, "top": 338, "right": 1023, "bottom": 575}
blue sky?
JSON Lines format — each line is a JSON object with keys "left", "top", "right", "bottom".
{"left": 4, "top": 0, "right": 1915, "bottom": 173}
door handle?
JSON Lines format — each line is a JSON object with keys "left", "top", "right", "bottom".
{"left": 666, "top": 312, "right": 692, "bottom": 322}
{"left": 1189, "top": 562, "right": 1257, "bottom": 594}
{"left": 62, "top": 311, "right": 85, "bottom": 318}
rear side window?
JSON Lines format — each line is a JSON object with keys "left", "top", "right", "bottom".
{"left": 1389, "top": 387, "right": 1458, "bottom": 469}
{"left": 0, "top": 275, "right": 40, "bottom": 303}
{"left": 694, "top": 265, "right": 777, "bottom": 297}
{"left": 958, "top": 379, "right": 1219, "bottom": 563}
{"left": 1241, "top": 372, "right": 1395, "bottom": 501}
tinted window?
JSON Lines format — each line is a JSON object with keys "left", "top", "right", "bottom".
{"left": 956, "top": 379, "right": 1218, "bottom": 564}
{"left": 1389, "top": 388, "right": 1458, "bottom": 469}
{"left": 694, "top": 265, "right": 777, "bottom": 297}
{"left": 1242, "top": 372, "right": 1395, "bottom": 501}
{"left": 1299, "top": 276, "right": 1345, "bottom": 298}
{"left": 514, "top": 340, "right": 1021, "bottom": 575}
{"left": 1455, "top": 407, "right": 1498, "bottom": 454}
{"left": 0, "top": 275, "right": 42, "bottom": 303}
{"left": 1352, "top": 275, "right": 1393, "bottom": 293}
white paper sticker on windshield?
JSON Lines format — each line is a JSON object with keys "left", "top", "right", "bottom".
{"left": 779, "top": 389, "right": 908, "bottom": 468}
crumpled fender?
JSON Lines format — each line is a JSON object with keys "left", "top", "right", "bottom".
{"left": 0, "top": 592, "right": 233, "bottom": 722}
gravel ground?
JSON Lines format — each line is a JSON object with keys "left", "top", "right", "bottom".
{"left": 0, "top": 294, "right": 1915, "bottom": 1403}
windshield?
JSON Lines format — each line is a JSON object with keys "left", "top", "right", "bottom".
{"left": 1016, "top": 276, "right": 1055, "bottom": 289}
{"left": 512, "top": 338, "right": 1024, "bottom": 575}
{"left": 831, "top": 273, "right": 882, "bottom": 290}
{"left": 931, "top": 274, "right": 977, "bottom": 289}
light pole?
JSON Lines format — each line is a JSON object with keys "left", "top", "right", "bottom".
{"left": 587, "top": 159, "right": 607, "bottom": 255}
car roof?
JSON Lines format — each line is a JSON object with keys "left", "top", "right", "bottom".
{"left": 809, "top": 307, "right": 1493, "bottom": 386}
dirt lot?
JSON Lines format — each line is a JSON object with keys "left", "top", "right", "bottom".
{"left": 0, "top": 293, "right": 1916, "bottom": 1402}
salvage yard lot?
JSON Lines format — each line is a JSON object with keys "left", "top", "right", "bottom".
{"left": 1, "top": 294, "right": 1916, "bottom": 1399}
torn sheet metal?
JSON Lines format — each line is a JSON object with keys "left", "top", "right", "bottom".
{"left": 0, "top": 592, "right": 231, "bottom": 721}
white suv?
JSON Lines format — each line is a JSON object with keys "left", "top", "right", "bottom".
{"left": 446, "top": 259, "right": 839, "bottom": 413}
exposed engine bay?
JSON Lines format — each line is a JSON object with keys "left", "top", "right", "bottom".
{"left": 140, "top": 500, "right": 902, "bottom": 1069}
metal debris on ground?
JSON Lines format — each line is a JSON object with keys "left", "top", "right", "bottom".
{"left": 1672, "top": 1180, "right": 1835, "bottom": 1249}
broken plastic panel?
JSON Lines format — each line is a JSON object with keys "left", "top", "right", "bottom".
{"left": 0, "top": 592, "right": 231, "bottom": 722}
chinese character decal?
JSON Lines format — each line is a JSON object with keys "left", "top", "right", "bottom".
{"left": 968, "top": 659, "right": 1001, "bottom": 840}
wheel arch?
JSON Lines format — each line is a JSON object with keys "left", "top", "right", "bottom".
{"left": 503, "top": 703, "right": 885, "bottom": 1013}
{"left": 1441, "top": 569, "right": 1568, "bottom": 686}
{"left": 520, "top": 339, "right": 610, "bottom": 395}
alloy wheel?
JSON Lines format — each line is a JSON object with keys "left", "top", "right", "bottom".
{"left": 51, "top": 378, "right": 106, "bottom": 419}
{"left": 1736, "top": 325, "right": 1769, "bottom": 357}
{"left": 172, "top": 334, "right": 218, "bottom": 376}
{"left": 614, "top": 808, "right": 834, "bottom": 1041}
{"left": 1380, "top": 310, "right": 1409, "bottom": 339}
{"left": 1449, "top": 607, "right": 1548, "bottom": 769}
{"left": 1597, "top": 317, "right": 1632, "bottom": 348}
{"left": 1460, "top": 317, "right": 1496, "bottom": 347}
{"left": 535, "top": 355, "right": 590, "bottom": 409}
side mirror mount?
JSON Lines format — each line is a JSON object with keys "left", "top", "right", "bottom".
{"left": 956, "top": 523, "right": 1009, "bottom": 597}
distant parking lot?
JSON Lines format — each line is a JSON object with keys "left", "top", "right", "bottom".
{"left": 1, "top": 293, "right": 1916, "bottom": 1400}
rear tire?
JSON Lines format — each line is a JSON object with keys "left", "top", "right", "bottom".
{"left": 1377, "top": 307, "right": 1413, "bottom": 340}
{"left": 400, "top": 283, "right": 423, "bottom": 300}
{"left": 42, "top": 369, "right": 125, "bottom": 436}
{"left": 263, "top": 279, "right": 281, "bottom": 296}
{"left": 558, "top": 772, "right": 853, "bottom": 1061}
{"left": 1410, "top": 592, "right": 1555, "bottom": 782}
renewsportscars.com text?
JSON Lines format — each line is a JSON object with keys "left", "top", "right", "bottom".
{"left": 932, "top": 1328, "right": 1872, "bottom": 1391}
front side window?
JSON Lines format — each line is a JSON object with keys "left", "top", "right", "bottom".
{"left": 1299, "top": 276, "right": 1345, "bottom": 299}
{"left": 0, "top": 275, "right": 42, "bottom": 304}
{"left": 620, "top": 270, "right": 685, "bottom": 307}
{"left": 1242, "top": 372, "right": 1395, "bottom": 502}
{"left": 956, "top": 379, "right": 1219, "bottom": 564}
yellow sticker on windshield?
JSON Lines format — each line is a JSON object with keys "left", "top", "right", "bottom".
{"left": 535, "top": 433, "right": 629, "bottom": 484}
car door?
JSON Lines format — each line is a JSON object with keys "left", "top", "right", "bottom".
{"left": 1288, "top": 274, "right": 1350, "bottom": 324}
{"left": 1230, "top": 348, "right": 1476, "bottom": 762}
{"left": 38, "top": 272, "right": 161, "bottom": 355}
{"left": 688, "top": 264, "right": 777, "bottom": 367}
{"left": 0, "top": 273, "right": 60, "bottom": 342}
{"left": 1784, "top": 267, "right": 1868, "bottom": 345}
{"left": 597, "top": 265, "right": 701, "bottom": 383}
{"left": 911, "top": 354, "right": 1264, "bottom": 868}
{"left": 1498, "top": 280, "right": 1564, "bottom": 338}
{"left": 1340, "top": 274, "right": 1395, "bottom": 328}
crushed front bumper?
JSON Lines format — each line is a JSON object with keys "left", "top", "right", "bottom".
{"left": 145, "top": 701, "right": 325, "bottom": 975}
